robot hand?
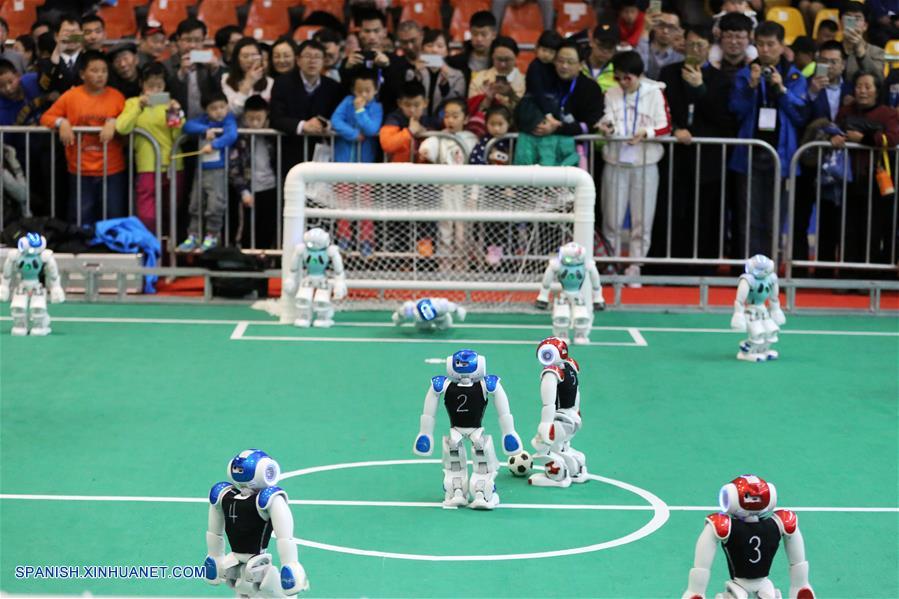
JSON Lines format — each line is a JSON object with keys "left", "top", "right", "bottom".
{"left": 455, "top": 305, "right": 467, "bottom": 322}
{"left": 789, "top": 584, "right": 815, "bottom": 599}
{"left": 283, "top": 278, "right": 298, "bottom": 297}
{"left": 730, "top": 311, "right": 747, "bottom": 332}
{"left": 332, "top": 280, "right": 348, "bottom": 300}
{"left": 279, "top": 561, "right": 310, "bottom": 595}
{"left": 535, "top": 299, "right": 549, "bottom": 310}
{"left": 391, "top": 311, "right": 402, "bottom": 325}
{"left": 50, "top": 286, "right": 65, "bottom": 304}
{"left": 501, "top": 431, "right": 523, "bottom": 456}
{"left": 0, "top": 283, "right": 9, "bottom": 302}
{"left": 536, "top": 422, "right": 554, "bottom": 445}
{"left": 202, "top": 554, "right": 228, "bottom": 586}
{"left": 413, "top": 433, "right": 433, "bottom": 456}
{"left": 771, "top": 307, "right": 786, "bottom": 326}
{"left": 593, "top": 299, "right": 606, "bottom": 312}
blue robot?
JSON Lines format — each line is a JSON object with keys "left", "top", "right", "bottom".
{"left": 535, "top": 242, "right": 605, "bottom": 345}
{"left": 392, "top": 297, "right": 467, "bottom": 330}
{"left": 731, "top": 255, "right": 786, "bottom": 362}
{"left": 0, "top": 233, "right": 65, "bottom": 336}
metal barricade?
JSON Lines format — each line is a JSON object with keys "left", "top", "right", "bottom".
{"left": 0, "top": 125, "right": 56, "bottom": 227}
{"left": 786, "top": 140, "right": 899, "bottom": 278}
{"left": 415, "top": 131, "right": 475, "bottom": 164}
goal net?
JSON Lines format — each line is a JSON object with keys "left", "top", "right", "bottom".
{"left": 280, "top": 163, "right": 595, "bottom": 319}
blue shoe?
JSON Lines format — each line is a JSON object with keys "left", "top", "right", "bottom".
{"left": 177, "top": 235, "right": 199, "bottom": 252}
{"left": 201, "top": 235, "right": 219, "bottom": 251}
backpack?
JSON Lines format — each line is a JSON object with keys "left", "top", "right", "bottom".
{"left": 197, "top": 246, "right": 268, "bottom": 299}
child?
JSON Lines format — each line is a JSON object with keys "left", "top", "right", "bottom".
{"left": 526, "top": 30, "right": 564, "bottom": 117}
{"left": 513, "top": 96, "right": 579, "bottom": 167}
{"left": 228, "top": 94, "right": 278, "bottom": 249}
{"left": 177, "top": 91, "right": 238, "bottom": 252}
{"left": 331, "top": 70, "right": 383, "bottom": 256}
{"left": 379, "top": 80, "right": 427, "bottom": 163}
{"left": 469, "top": 104, "right": 513, "bottom": 266}
{"left": 617, "top": 0, "right": 646, "bottom": 48}
{"left": 115, "top": 62, "right": 185, "bottom": 236}
{"left": 40, "top": 50, "right": 126, "bottom": 226}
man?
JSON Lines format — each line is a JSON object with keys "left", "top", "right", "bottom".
{"left": 163, "top": 18, "right": 222, "bottom": 119}
{"left": 636, "top": 8, "right": 684, "bottom": 80}
{"left": 865, "top": 0, "right": 899, "bottom": 47}
{"left": 313, "top": 28, "right": 343, "bottom": 83}
{"left": 0, "top": 17, "right": 28, "bottom": 74}
{"left": 537, "top": 39, "right": 604, "bottom": 137}
{"left": 841, "top": 1, "right": 885, "bottom": 82}
{"left": 214, "top": 25, "right": 242, "bottom": 66}
{"left": 270, "top": 40, "right": 344, "bottom": 170}
{"left": 108, "top": 42, "right": 141, "bottom": 99}
{"left": 37, "top": 15, "right": 83, "bottom": 95}
{"left": 446, "top": 10, "right": 497, "bottom": 84}
{"left": 713, "top": 12, "right": 755, "bottom": 84}
{"left": 31, "top": 19, "right": 51, "bottom": 42}
{"left": 729, "top": 21, "right": 809, "bottom": 258}
{"left": 339, "top": 9, "right": 391, "bottom": 90}
{"left": 815, "top": 18, "right": 840, "bottom": 45}
{"left": 380, "top": 21, "right": 424, "bottom": 115}
{"left": 137, "top": 23, "right": 167, "bottom": 68}
{"left": 82, "top": 14, "right": 106, "bottom": 52}
{"left": 583, "top": 22, "right": 619, "bottom": 93}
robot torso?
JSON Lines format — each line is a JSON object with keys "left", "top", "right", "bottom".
{"left": 547, "top": 361, "right": 579, "bottom": 410}
{"left": 443, "top": 380, "right": 488, "bottom": 428}
{"left": 741, "top": 273, "right": 775, "bottom": 306}
{"left": 221, "top": 488, "right": 273, "bottom": 555}
{"left": 722, "top": 516, "right": 782, "bottom": 580}
{"left": 558, "top": 263, "right": 586, "bottom": 293}
{"left": 305, "top": 248, "right": 330, "bottom": 277}
{"left": 15, "top": 252, "right": 44, "bottom": 283}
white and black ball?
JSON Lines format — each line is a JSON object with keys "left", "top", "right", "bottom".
{"left": 508, "top": 452, "right": 532, "bottom": 476}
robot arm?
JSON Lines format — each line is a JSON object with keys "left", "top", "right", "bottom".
{"left": 0, "top": 250, "right": 17, "bottom": 301}
{"left": 413, "top": 380, "right": 441, "bottom": 456}
{"left": 681, "top": 521, "right": 722, "bottom": 599}
{"left": 769, "top": 275, "right": 786, "bottom": 326}
{"left": 283, "top": 244, "right": 306, "bottom": 297}
{"left": 42, "top": 250, "right": 65, "bottom": 303}
{"left": 774, "top": 510, "right": 814, "bottom": 599}
{"left": 587, "top": 259, "right": 605, "bottom": 310}
{"left": 489, "top": 378, "right": 522, "bottom": 455}
{"left": 269, "top": 494, "right": 309, "bottom": 595}
{"left": 392, "top": 301, "right": 414, "bottom": 326}
{"left": 535, "top": 259, "right": 559, "bottom": 309}
{"left": 204, "top": 482, "right": 237, "bottom": 586}
{"left": 536, "top": 372, "right": 558, "bottom": 444}
{"left": 731, "top": 278, "right": 750, "bottom": 331}
{"left": 327, "top": 244, "right": 347, "bottom": 300}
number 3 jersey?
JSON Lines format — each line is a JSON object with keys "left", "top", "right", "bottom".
{"left": 722, "top": 516, "right": 782, "bottom": 579}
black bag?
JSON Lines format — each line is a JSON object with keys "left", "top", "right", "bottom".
{"left": 197, "top": 246, "right": 268, "bottom": 299}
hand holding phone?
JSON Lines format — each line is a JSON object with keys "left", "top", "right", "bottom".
{"left": 189, "top": 50, "right": 214, "bottom": 64}
{"left": 420, "top": 53, "right": 444, "bottom": 68}
{"left": 148, "top": 92, "right": 171, "bottom": 107}
{"left": 815, "top": 62, "right": 830, "bottom": 78}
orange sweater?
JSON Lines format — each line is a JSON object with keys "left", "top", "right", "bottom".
{"left": 41, "top": 85, "right": 126, "bottom": 176}
{"left": 379, "top": 124, "right": 414, "bottom": 163}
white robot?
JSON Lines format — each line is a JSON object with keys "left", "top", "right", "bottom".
{"left": 392, "top": 297, "right": 467, "bottom": 330}
{"left": 535, "top": 241, "right": 605, "bottom": 345}
{"left": 0, "top": 232, "right": 65, "bottom": 336}
{"left": 204, "top": 449, "right": 309, "bottom": 597}
{"left": 731, "top": 255, "right": 786, "bottom": 362}
{"left": 413, "top": 349, "right": 524, "bottom": 510}
{"left": 682, "top": 474, "right": 815, "bottom": 599}
{"left": 283, "top": 228, "right": 347, "bottom": 328}
{"left": 529, "top": 337, "right": 588, "bottom": 488}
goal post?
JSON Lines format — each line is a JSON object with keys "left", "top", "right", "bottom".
{"left": 281, "top": 162, "right": 595, "bottom": 322}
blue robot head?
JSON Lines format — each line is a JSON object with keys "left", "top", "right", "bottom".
{"left": 452, "top": 349, "right": 479, "bottom": 373}
{"left": 745, "top": 254, "right": 774, "bottom": 279}
{"left": 416, "top": 299, "right": 437, "bottom": 322}
{"left": 227, "top": 449, "right": 281, "bottom": 490}
{"left": 17, "top": 232, "right": 46, "bottom": 254}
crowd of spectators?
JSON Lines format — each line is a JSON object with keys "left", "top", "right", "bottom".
{"left": 0, "top": 0, "right": 898, "bottom": 278}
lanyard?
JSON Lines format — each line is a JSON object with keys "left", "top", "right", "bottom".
{"left": 560, "top": 78, "right": 577, "bottom": 110}
{"left": 622, "top": 86, "right": 641, "bottom": 137}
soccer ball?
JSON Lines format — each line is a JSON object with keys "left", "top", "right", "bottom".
{"left": 508, "top": 452, "right": 532, "bottom": 477}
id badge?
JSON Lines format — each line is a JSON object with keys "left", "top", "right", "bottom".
{"left": 619, "top": 143, "right": 639, "bottom": 165}
{"left": 202, "top": 149, "right": 221, "bottom": 163}
{"left": 758, "top": 107, "right": 777, "bottom": 131}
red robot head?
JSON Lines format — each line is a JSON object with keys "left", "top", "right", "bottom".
{"left": 537, "top": 337, "right": 569, "bottom": 366}
{"left": 719, "top": 474, "right": 778, "bottom": 518}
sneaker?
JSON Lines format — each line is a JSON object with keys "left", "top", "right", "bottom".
{"left": 625, "top": 264, "right": 642, "bottom": 288}
{"left": 201, "top": 235, "right": 218, "bottom": 251}
{"left": 177, "top": 235, "right": 199, "bottom": 252}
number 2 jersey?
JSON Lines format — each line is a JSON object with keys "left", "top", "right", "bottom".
{"left": 442, "top": 381, "right": 488, "bottom": 429}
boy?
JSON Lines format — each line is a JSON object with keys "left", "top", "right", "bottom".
{"left": 178, "top": 91, "right": 238, "bottom": 251}
{"left": 446, "top": 10, "right": 497, "bottom": 83}
{"left": 379, "top": 80, "right": 426, "bottom": 163}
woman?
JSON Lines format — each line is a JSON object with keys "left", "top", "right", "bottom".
{"left": 418, "top": 28, "right": 465, "bottom": 125}
{"left": 270, "top": 36, "right": 297, "bottom": 77}
{"left": 467, "top": 36, "right": 525, "bottom": 135}
{"left": 221, "top": 37, "right": 274, "bottom": 116}
{"left": 831, "top": 71, "right": 899, "bottom": 269}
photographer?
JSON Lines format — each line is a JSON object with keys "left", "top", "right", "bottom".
{"left": 840, "top": 1, "right": 885, "bottom": 83}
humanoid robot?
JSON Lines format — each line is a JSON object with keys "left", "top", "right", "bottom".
{"left": 535, "top": 241, "right": 605, "bottom": 345}
{"left": 204, "top": 449, "right": 309, "bottom": 597}
{"left": 413, "top": 349, "right": 523, "bottom": 510}
{"left": 529, "top": 337, "right": 588, "bottom": 487}
{"left": 392, "top": 297, "right": 467, "bottom": 330}
{"left": 283, "top": 228, "right": 347, "bottom": 328}
{"left": 731, "top": 254, "right": 786, "bottom": 362}
{"left": 0, "top": 232, "right": 65, "bottom": 336}
{"left": 682, "top": 474, "right": 815, "bottom": 599}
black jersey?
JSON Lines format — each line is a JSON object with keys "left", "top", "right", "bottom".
{"left": 221, "top": 488, "right": 273, "bottom": 555}
{"left": 443, "top": 381, "right": 488, "bottom": 428}
{"left": 555, "top": 362, "right": 578, "bottom": 410}
{"left": 722, "top": 517, "right": 782, "bottom": 579}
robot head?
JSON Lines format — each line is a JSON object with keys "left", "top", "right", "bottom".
{"left": 227, "top": 449, "right": 281, "bottom": 491}
{"left": 303, "top": 227, "right": 330, "bottom": 251}
{"left": 18, "top": 232, "right": 46, "bottom": 255}
{"left": 416, "top": 298, "right": 437, "bottom": 322}
{"left": 745, "top": 254, "right": 774, "bottom": 279}
{"left": 537, "top": 337, "right": 569, "bottom": 366}
{"left": 446, "top": 349, "right": 485, "bottom": 381}
{"left": 558, "top": 242, "right": 587, "bottom": 267}
{"left": 719, "top": 474, "right": 778, "bottom": 518}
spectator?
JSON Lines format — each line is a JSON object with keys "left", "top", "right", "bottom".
{"left": 468, "top": 36, "right": 524, "bottom": 134}
{"left": 598, "top": 50, "right": 671, "bottom": 285}
{"left": 617, "top": 0, "right": 645, "bottom": 49}
{"left": 228, "top": 95, "right": 278, "bottom": 249}
{"left": 711, "top": 12, "right": 755, "bottom": 80}
{"left": 31, "top": 19, "right": 51, "bottom": 42}
{"left": 492, "top": 0, "right": 554, "bottom": 32}
{"left": 864, "top": 0, "right": 899, "bottom": 47}
{"left": 379, "top": 80, "right": 426, "bottom": 162}
{"left": 314, "top": 28, "right": 343, "bottom": 83}
{"left": 270, "top": 40, "right": 344, "bottom": 169}
{"left": 583, "top": 23, "right": 618, "bottom": 93}
{"left": 177, "top": 91, "right": 238, "bottom": 252}
{"left": 525, "top": 31, "right": 563, "bottom": 111}
{"left": 0, "top": 59, "right": 45, "bottom": 126}
{"left": 13, "top": 35, "right": 36, "bottom": 71}
{"left": 270, "top": 37, "right": 298, "bottom": 78}
{"left": 214, "top": 26, "right": 243, "bottom": 68}
{"left": 808, "top": 41, "right": 852, "bottom": 122}
{"left": 0, "top": 17, "right": 27, "bottom": 74}
{"left": 221, "top": 38, "right": 274, "bottom": 116}
{"left": 340, "top": 8, "right": 391, "bottom": 86}
{"left": 164, "top": 19, "right": 223, "bottom": 120}
{"left": 82, "top": 14, "right": 106, "bottom": 52}
{"left": 418, "top": 28, "right": 466, "bottom": 124}
{"left": 108, "top": 43, "right": 141, "bottom": 99}
{"left": 469, "top": 104, "right": 512, "bottom": 165}
{"left": 36, "top": 31, "right": 55, "bottom": 62}
{"left": 379, "top": 21, "right": 423, "bottom": 115}
{"left": 711, "top": 0, "right": 758, "bottom": 30}
{"left": 728, "top": 21, "right": 809, "bottom": 257}
{"left": 795, "top": 0, "right": 838, "bottom": 34}
{"left": 841, "top": 1, "right": 885, "bottom": 83}
{"left": 816, "top": 19, "right": 840, "bottom": 45}
{"left": 138, "top": 24, "right": 167, "bottom": 69}
{"left": 536, "top": 39, "right": 604, "bottom": 138}
{"left": 37, "top": 15, "right": 83, "bottom": 95}
{"left": 791, "top": 35, "right": 817, "bottom": 79}
{"left": 40, "top": 50, "right": 126, "bottom": 225}
{"left": 636, "top": 7, "right": 684, "bottom": 80}
{"left": 513, "top": 96, "right": 579, "bottom": 166}
{"left": 446, "top": 10, "right": 498, "bottom": 84}
{"left": 114, "top": 62, "right": 185, "bottom": 235}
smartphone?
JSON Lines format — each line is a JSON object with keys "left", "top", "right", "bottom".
{"left": 495, "top": 74, "right": 508, "bottom": 83}
{"left": 148, "top": 92, "right": 170, "bottom": 106}
{"left": 66, "top": 33, "right": 84, "bottom": 43}
{"left": 815, "top": 62, "right": 829, "bottom": 78}
{"left": 420, "top": 53, "right": 444, "bottom": 68}
{"left": 648, "top": 0, "right": 662, "bottom": 13}
{"left": 315, "top": 116, "right": 331, "bottom": 128}
{"left": 685, "top": 55, "right": 702, "bottom": 67}
{"left": 189, "top": 49, "right": 214, "bottom": 64}
{"left": 843, "top": 15, "right": 859, "bottom": 32}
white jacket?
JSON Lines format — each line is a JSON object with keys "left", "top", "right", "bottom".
{"left": 419, "top": 131, "right": 478, "bottom": 165}
{"left": 601, "top": 78, "right": 671, "bottom": 166}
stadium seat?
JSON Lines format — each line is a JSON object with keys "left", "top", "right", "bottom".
{"left": 555, "top": 0, "right": 596, "bottom": 38}
{"left": 765, "top": 6, "right": 806, "bottom": 44}
{"left": 499, "top": 2, "right": 543, "bottom": 46}
{"left": 244, "top": 0, "right": 294, "bottom": 41}
{"left": 301, "top": 0, "right": 344, "bottom": 22}
{"left": 399, "top": 0, "right": 443, "bottom": 31}
{"left": 812, "top": 8, "right": 841, "bottom": 41}
{"left": 885, "top": 39, "right": 899, "bottom": 72}
{"left": 147, "top": 0, "right": 191, "bottom": 36}
{"left": 0, "top": 0, "right": 44, "bottom": 39}
{"left": 449, "top": 0, "right": 489, "bottom": 42}
{"left": 764, "top": 0, "right": 791, "bottom": 6}
{"left": 292, "top": 24, "right": 321, "bottom": 40}
{"left": 99, "top": 0, "right": 138, "bottom": 39}
{"left": 516, "top": 49, "right": 535, "bottom": 74}
{"left": 197, "top": 0, "right": 239, "bottom": 38}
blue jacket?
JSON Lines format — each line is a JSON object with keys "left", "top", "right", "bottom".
{"left": 728, "top": 60, "right": 809, "bottom": 177}
{"left": 182, "top": 112, "right": 238, "bottom": 170}
{"left": 330, "top": 95, "right": 383, "bottom": 163}
{"left": 90, "top": 216, "right": 161, "bottom": 293}
{"left": 809, "top": 79, "right": 854, "bottom": 122}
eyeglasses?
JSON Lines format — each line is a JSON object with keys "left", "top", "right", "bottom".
{"left": 555, "top": 57, "right": 580, "bottom": 66}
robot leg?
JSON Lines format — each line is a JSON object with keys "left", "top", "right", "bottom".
{"left": 529, "top": 417, "right": 577, "bottom": 488}
{"left": 561, "top": 438, "right": 588, "bottom": 484}
{"left": 762, "top": 316, "right": 780, "bottom": 360}
{"left": 28, "top": 287, "right": 51, "bottom": 336}
{"left": 442, "top": 430, "right": 469, "bottom": 507}
{"left": 10, "top": 286, "right": 28, "bottom": 336}
{"left": 293, "top": 286, "right": 314, "bottom": 328}
{"left": 312, "top": 287, "right": 334, "bottom": 328}
{"left": 234, "top": 554, "right": 284, "bottom": 598}
{"left": 468, "top": 429, "right": 500, "bottom": 510}
{"left": 572, "top": 302, "right": 593, "bottom": 345}
{"left": 715, "top": 579, "right": 750, "bottom": 599}
{"left": 737, "top": 314, "right": 768, "bottom": 363}
{"left": 551, "top": 300, "right": 572, "bottom": 343}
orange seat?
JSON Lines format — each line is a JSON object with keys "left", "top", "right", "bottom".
{"left": 0, "top": 0, "right": 44, "bottom": 39}
{"left": 301, "top": 0, "right": 344, "bottom": 22}
{"left": 500, "top": 2, "right": 543, "bottom": 46}
{"left": 244, "top": 0, "right": 294, "bottom": 41}
{"left": 98, "top": 0, "right": 138, "bottom": 39}
{"left": 765, "top": 6, "right": 806, "bottom": 44}
{"left": 398, "top": 0, "right": 442, "bottom": 31}
{"left": 812, "top": 8, "right": 842, "bottom": 41}
{"left": 449, "top": 0, "right": 490, "bottom": 42}
{"left": 198, "top": 0, "right": 239, "bottom": 38}
{"left": 147, "top": 0, "right": 191, "bottom": 36}
{"left": 555, "top": 0, "right": 596, "bottom": 37}
{"left": 516, "top": 49, "right": 535, "bottom": 74}
{"left": 292, "top": 24, "right": 321, "bottom": 40}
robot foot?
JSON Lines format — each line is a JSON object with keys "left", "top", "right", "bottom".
{"left": 29, "top": 326, "right": 51, "bottom": 336}
{"left": 293, "top": 318, "right": 311, "bottom": 328}
{"left": 528, "top": 472, "right": 572, "bottom": 488}
{"left": 11, "top": 326, "right": 27, "bottom": 336}
{"left": 570, "top": 468, "right": 589, "bottom": 483}
{"left": 312, "top": 319, "right": 334, "bottom": 328}
{"left": 736, "top": 351, "right": 766, "bottom": 363}
{"left": 468, "top": 491, "right": 499, "bottom": 510}
{"left": 442, "top": 489, "right": 469, "bottom": 508}
{"left": 573, "top": 333, "right": 590, "bottom": 345}
{"left": 766, "top": 349, "right": 779, "bottom": 360}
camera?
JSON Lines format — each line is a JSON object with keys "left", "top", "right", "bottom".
{"left": 362, "top": 50, "right": 376, "bottom": 69}
{"left": 761, "top": 66, "right": 774, "bottom": 80}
